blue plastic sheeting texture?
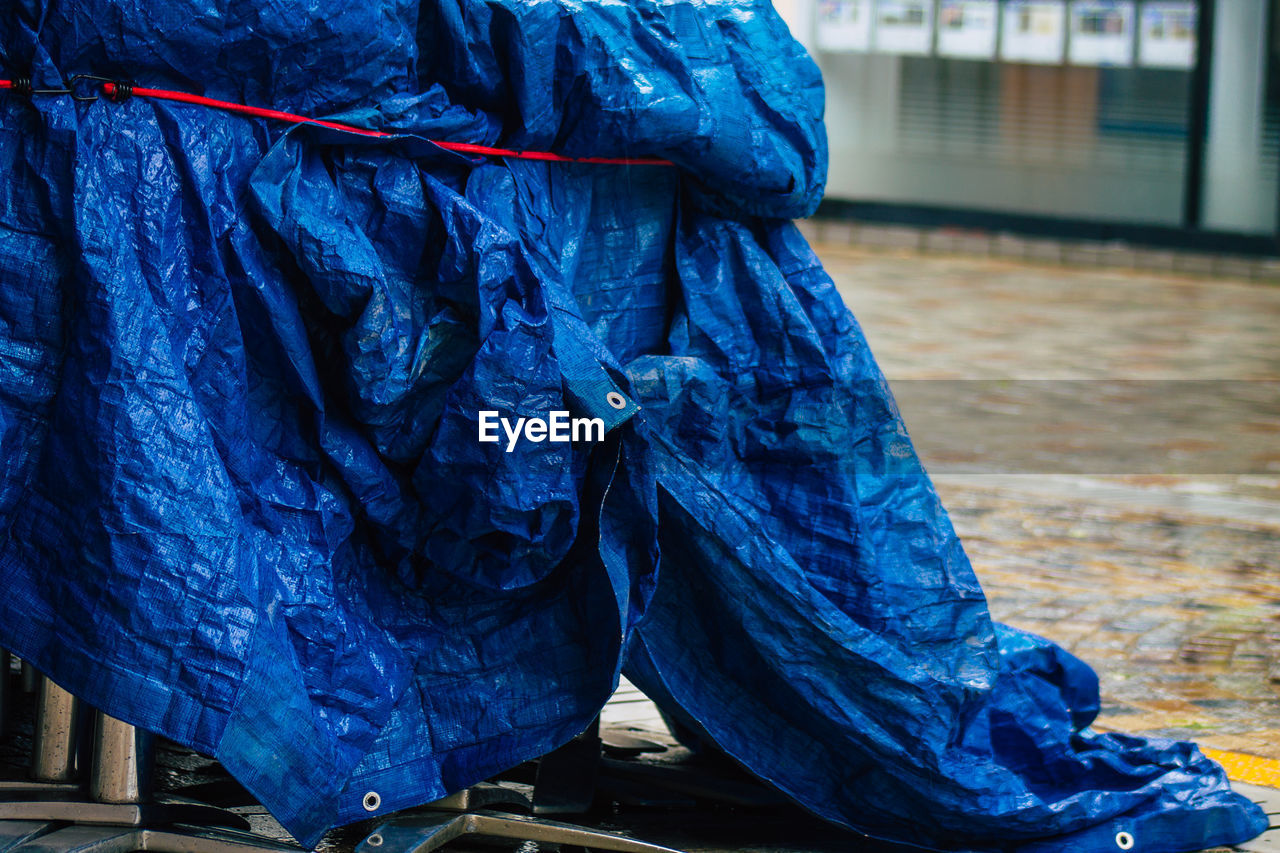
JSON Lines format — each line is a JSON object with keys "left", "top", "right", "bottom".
{"left": 0, "top": 1, "right": 1266, "bottom": 851}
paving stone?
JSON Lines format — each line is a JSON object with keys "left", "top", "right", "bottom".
{"left": 992, "top": 234, "right": 1030, "bottom": 260}
{"left": 816, "top": 219, "right": 855, "bottom": 245}
{"left": 953, "top": 233, "right": 993, "bottom": 256}
{"left": 1256, "top": 259, "right": 1280, "bottom": 282}
{"left": 858, "top": 224, "right": 924, "bottom": 251}
{"left": 1063, "top": 242, "right": 1108, "bottom": 266}
{"left": 1133, "top": 248, "right": 1179, "bottom": 272}
{"left": 1097, "top": 242, "right": 1138, "bottom": 268}
{"left": 1214, "top": 255, "right": 1259, "bottom": 281}
{"left": 1023, "top": 238, "right": 1065, "bottom": 265}
{"left": 1174, "top": 252, "right": 1219, "bottom": 276}
{"left": 923, "top": 229, "right": 963, "bottom": 254}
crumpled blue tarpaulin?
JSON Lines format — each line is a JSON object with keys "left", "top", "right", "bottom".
{"left": 0, "top": 1, "right": 1267, "bottom": 850}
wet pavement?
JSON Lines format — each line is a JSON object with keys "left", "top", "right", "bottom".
{"left": 817, "top": 242, "right": 1280, "bottom": 764}
{"left": 819, "top": 241, "right": 1280, "bottom": 850}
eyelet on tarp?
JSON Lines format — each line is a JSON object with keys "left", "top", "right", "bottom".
{"left": 362, "top": 791, "right": 381, "bottom": 812}
{"left": 606, "top": 391, "right": 627, "bottom": 410}
{"left": 1116, "top": 830, "right": 1135, "bottom": 850}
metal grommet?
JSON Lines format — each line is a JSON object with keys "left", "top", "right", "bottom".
{"left": 362, "top": 791, "right": 381, "bottom": 812}
{"left": 606, "top": 391, "right": 627, "bottom": 410}
{"left": 366, "top": 834, "right": 383, "bottom": 847}
{"left": 1115, "top": 831, "right": 1135, "bottom": 850}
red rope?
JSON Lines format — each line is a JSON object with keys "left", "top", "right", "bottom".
{"left": 106, "top": 82, "right": 392, "bottom": 138}
{"left": 416, "top": 140, "right": 674, "bottom": 167}
{"left": 0, "top": 78, "right": 674, "bottom": 166}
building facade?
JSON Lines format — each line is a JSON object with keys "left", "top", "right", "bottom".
{"left": 777, "top": 0, "right": 1280, "bottom": 250}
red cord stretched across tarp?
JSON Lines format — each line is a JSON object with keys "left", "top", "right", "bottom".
{"left": 0, "top": 78, "right": 676, "bottom": 166}
{"left": 105, "top": 81, "right": 395, "bottom": 139}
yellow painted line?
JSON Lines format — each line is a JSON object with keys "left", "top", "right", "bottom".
{"left": 1202, "top": 747, "right": 1280, "bottom": 789}
{"left": 1093, "top": 726, "right": 1280, "bottom": 789}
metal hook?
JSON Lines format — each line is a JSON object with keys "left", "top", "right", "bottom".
{"left": 69, "top": 74, "right": 135, "bottom": 102}
{"left": 68, "top": 74, "right": 101, "bottom": 102}
{"left": 7, "top": 76, "right": 72, "bottom": 97}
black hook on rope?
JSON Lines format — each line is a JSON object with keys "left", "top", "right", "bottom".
{"left": 68, "top": 74, "right": 135, "bottom": 102}
{"left": 8, "top": 75, "right": 72, "bottom": 97}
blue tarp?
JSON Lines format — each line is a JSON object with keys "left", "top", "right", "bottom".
{"left": 0, "top": 2, "right": 1266, "bottom": 850}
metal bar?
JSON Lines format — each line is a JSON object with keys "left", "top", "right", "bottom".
{"left": 0, "top": 799, "right": 247, "bottom": 829}
{"left": 0, "top": 650, "right": 10, "bottom": 736}
{"left": 533, "top": 717, "right": 600, "bottom": 815}
{"left": 355, "top": 815, "right": 465, "bottom": 853}
{"left": 356, "top": 812, "right": 683, "bottom": 853}
{"left": 424, "top": 782, "right": 532, "bottom": 813}
{"left": 812, "top": 198, "right": 1280, "bottom": 257}
{"left": 20, "top": 661, "right": 36, "bottom": 694}
{"left": 469, "top": 813, "right": 683, "bottom": 853}
{"left": 89, "top": 713, "right": 154, "bottom": 804}
{"left": 141, "top": 827, "right": 310, "bottom": 853}
{"left": 31, "top": 677, "right": 82, "bottom": 783}
{"left": 1182, "top": 0, "right": 1216, "bottom": 229}
{"left": 0, "top": 820, "right": 61, "bottom": 853}
{"left": 1270, "top": 0, "right": 1280, "bottom": 239}
{"left": 9, "top": 824, "right": 140, "bottom": 853}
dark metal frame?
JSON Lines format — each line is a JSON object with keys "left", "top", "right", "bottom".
{"left": 814, "top": 197, "right": 1279, "bottom": 256}
{"left": 0, "top": 659, "right": 684, "bottom": 853}
{"left": 1181, "top": 0, "right": 1215, "bottom": 228}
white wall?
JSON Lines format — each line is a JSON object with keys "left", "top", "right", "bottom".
{"left": 1202, "top": 0, "right": 1275, "bottom": 234}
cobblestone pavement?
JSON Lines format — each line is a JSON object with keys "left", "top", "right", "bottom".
{"left": 820, "top": 243, "right": 1280, "bottom": 774}
{"left": 822, "top": 245, "right": 1280, "bottom": 382}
